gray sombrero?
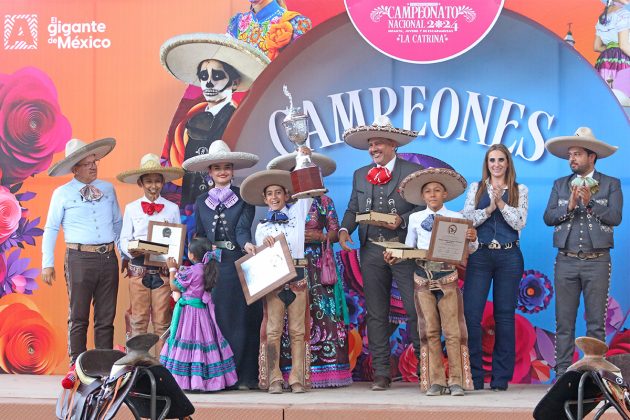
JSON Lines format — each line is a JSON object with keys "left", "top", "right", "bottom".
{"left": 182, "top": 140, "right": 259, "bottom": 172}
{"left": 266, "top": 152, "right": 337, "bottom": 177}
{"left": 545, "top": 127, "right": 618, "bottom": 159}
{"left": 399, "top": 167, "right": 467, "bottom": 206}
{"left": 116, "top": 153, "right": 184, "bottom": 184}
{"left": 48, "top": 137, "right": 116, "bottom": 176}
{"left": 240, "top": 169, "right": 293, "bottom": 207}
{"left": 160, "top": 33, "right": 270, "bottom": 91}
{"left": 343, "top": 115, "right": 418, "bottom": 150}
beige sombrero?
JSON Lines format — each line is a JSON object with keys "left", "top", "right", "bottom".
{"left": 48, "top": 137, "right": 116, "bottom": 177}
{"left": 240, "top": 169, "right": 293, "bottom": 207}
{"left": 182, "top": 140, "right": 259, "bottom": 172}
{"left": 545, "top": 127, "right": 618, "bottom": 159}
{"left": 343, "top": 115, "right": 418, "bottom": 150}
{"left": 399, "top": 167, "right": 467, "bottom": 206}
{"left": 116, "top": 153, "right": 184, "bottom": 184}
{"left": 160, "top": 33, "right": 270, "bottom": 91}
{"left": 266, "top": 152, "right": 337, "bottom": 177}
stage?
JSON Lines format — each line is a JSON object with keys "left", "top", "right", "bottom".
{"left": 0, "top": 375, "right": 620, "bottom": 419}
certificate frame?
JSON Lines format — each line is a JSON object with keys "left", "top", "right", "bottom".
{"left": 426, "top": 215, "right": 473, "bottom": 265}
{"left": 144, "top": 221, "right": 187, "bottom": 267}
{"left": 235, "top": 234, "right": 297, "bottom": 305}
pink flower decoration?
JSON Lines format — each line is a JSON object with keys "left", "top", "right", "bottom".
{"left": 0, "top": 186, "right": 22, "bottom": 244}
{"left": 239, "top": 13, "right": 252, "bottom": 32}
{"left": 10, "top": 274, "right": 26, "bottom": 293}
{"left": 0, "top": 67, "right": 71, "bottom": 184}
{"left": 398, "top": 343, "right": 419, "bottom": 382}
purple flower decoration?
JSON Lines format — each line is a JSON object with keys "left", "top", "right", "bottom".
{"left": 0, "top": 248, "right": 39, "bottom": 297}
{"left": 517, "top": 269, "right": 553, "bottom": 314}
{"left": 0, "top": 217, "right": 43, "bottom": 252}
{"left": 605, "top": 296, "right": 623, "bottom": 336}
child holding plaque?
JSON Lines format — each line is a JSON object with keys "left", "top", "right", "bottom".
{"left": 161, "top": 238, "right": 238, "bottom": 391}
{"left": 384, "top": 167, "right": 478, "bottom": 397}
{"left": 240, "top": 149, "right": 314, "bottom": 394}
{"left": 117, "top": 153, "right": 183, "bottom": 355}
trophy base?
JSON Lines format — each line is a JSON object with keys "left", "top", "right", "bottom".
{"left": 291, "top": 166, "right": 327, "bottom": 199}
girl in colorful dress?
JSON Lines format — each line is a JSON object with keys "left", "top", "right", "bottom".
{"left": 228, "top": 0, "right": 312, "bottom": 61}
{"left": 160, "top": 238, "right": 238, "bottom": 392}
{"left": 594, "top": 0, "right": 630, "bottom": 85}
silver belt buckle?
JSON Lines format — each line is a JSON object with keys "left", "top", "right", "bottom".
{"left": 489, "top": 240, "right": 501, "bottom": 250}
{"left": 377, "top": 234, "right": 386, "bottom": 242}
{"left": 576, "top": 250, "right": 588, "bottom": 260}
{"left": 224, "top": 241, "right": 235, "bottom": 250}
{"left": 96, "top": 245, "right": 108, "bottom": 254}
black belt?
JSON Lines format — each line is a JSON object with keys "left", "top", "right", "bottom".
{"left": 479, "top": 240, "right": 519, "bottom": 250}
{"left": 560, "top": 250, "right": 608, "bottom": 260}
{"left": 214, "top": 240, "right": 236, "bottom": 250}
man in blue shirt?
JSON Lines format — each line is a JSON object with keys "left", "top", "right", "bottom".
{"left": 43, "top": 137, "right": 122, "bottom": 388}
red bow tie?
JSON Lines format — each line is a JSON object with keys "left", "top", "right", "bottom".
{"left": 141, "top": 201, "right": 164, "bottom": 215}
{"left": 366, "top": 166, "right": 392, "bottom": 185}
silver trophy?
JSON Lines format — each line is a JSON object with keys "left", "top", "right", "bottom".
{"left": 281, "top": 85, "right": 326, "bottom": 199}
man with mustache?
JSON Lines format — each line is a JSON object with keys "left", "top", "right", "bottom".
{"left": 543, "top": 127, "right": 623, "bottom": 378}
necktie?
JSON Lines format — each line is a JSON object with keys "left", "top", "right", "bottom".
{"left": 141, "top": 201, "right": 164, "bottom": 215}
{"left": 79, "top": 184, "right": 103, "bottom": 202}
{"left": 421, "top": 214, "right": 435, "bottom": 232}
{"left": 262, "top": 210, "right": 289, "bottom": 224}
{"left": 366, "top": 166, "right": 392, "bottom": 185}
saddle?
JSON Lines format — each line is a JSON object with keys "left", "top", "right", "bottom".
{"left": 56, "top": 334, "right": 194, "bottom": 420}
{"left": 533, "top": 337, "right": 630, "bottom": 420}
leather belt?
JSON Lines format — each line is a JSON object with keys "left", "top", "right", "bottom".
{"left": 214, "top": 240, "right": 236, "bottom": 250}
{"left": 421, "top": 261, "right": 455, "bottom": 272}
{"left": 479, "top": 240, "right": 519, "bottom": 250}
{"left": 67, "top": 242, "right": 114, "bottom": 254}
{"left": 368, "top": 236, "right": 399, "bottom": 243}
{"left": 561, "top": 250, "right": 607, "bottom": 260}
{"left": 293, "top": 258, "right": 308, "bottom": 267}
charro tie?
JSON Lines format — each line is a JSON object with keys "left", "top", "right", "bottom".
{"left": 79, "top": 184, "right": 103, "bottom": 202}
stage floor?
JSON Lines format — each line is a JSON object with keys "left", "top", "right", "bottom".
{"left": 0, "top": 375, "right": 619, "bottom": 419}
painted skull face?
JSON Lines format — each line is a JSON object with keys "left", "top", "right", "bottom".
{"left": 198, "top": 59, "right": 232, "bottom": 103}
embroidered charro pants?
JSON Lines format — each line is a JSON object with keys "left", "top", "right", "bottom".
{"left": 414, "top": 269, "right": 472, "bottom": 391}
{"left": 259, "top": 281, "right": 310, "bottom": 389}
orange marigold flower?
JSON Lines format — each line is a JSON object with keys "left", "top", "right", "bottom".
{"left": 264, "top": 21, "right": 294, "bottom": 52}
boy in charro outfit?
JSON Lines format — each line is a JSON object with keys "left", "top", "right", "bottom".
{"left": 117, "top": 153, "right": 184, "bottom": 355}
{"left": 385, "top": 167, "right": 478, "bottom": 396}
{"left": 240, "top": 148, "right": 314, "bottom": 394}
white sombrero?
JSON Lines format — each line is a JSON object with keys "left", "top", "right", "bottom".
{"left": 116, "top": 153, "right": 184, "bottom": 184}
{"left": 48, "top": 137, "right": 116, "bottom": 177}
{"left": 160, "top": 33, "right": 270, "bottom": 91}
{"left": 343, "top": 115, "right": 418, "bottom": 150}
{"left": 240, "top": 169, "right": 293, "bottom": 207}
{"left": 545, "top": 127, "right": 618, "bottom": 159}
{"left": 266, "top": 152, "right": 337, "bottom": 177}
{"left": 182, "top": 140, "right": 259, "bottom": 172}
{"left": 399, "top": 167, "right": 467, "bottom": 206}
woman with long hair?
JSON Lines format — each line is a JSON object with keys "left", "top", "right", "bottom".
{"left": 461, "top": 144, "right": 528, "bottom": 391}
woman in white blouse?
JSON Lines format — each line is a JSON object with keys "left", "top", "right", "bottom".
{"left": 461, "top": 144, "right": 528, "bottom": 391}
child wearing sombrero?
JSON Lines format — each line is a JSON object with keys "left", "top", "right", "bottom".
{"left": 117, "top": 153, "right": 184, "bottom": 356}
{"left": 384, "top": 167, "right": 478, "bottom": 396}
{"left": 240, "top": 148, "right": 314, "bottom": 394}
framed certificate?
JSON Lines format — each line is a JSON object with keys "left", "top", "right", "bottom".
{"left": 426, "top": 215, "right": 473, "bottom": 265}
{"left": 144, "top": 221, "right": 187, "bottom": 267}
{"left": 235, "top": 234, "right": 297, "bottom": 305}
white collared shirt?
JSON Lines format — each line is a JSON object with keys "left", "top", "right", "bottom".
{"left": 406, "top": 204, "right": 478, "bottom": 253}
{"left": 379, "top": 156, "right": 396, "bottom": 172}
{"left": 120, "top": 195, "right": 181, "bottom": 259}
{"left": 255, "top": 198, "right": 313, "bottom": 259}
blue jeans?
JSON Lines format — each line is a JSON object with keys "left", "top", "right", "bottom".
{"left": 463, "top": 247, "right": 523, "bottom": 389}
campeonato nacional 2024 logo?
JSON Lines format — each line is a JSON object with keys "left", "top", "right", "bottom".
{"left": 345, "top": 0, "right": 504, "bottom": 63}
